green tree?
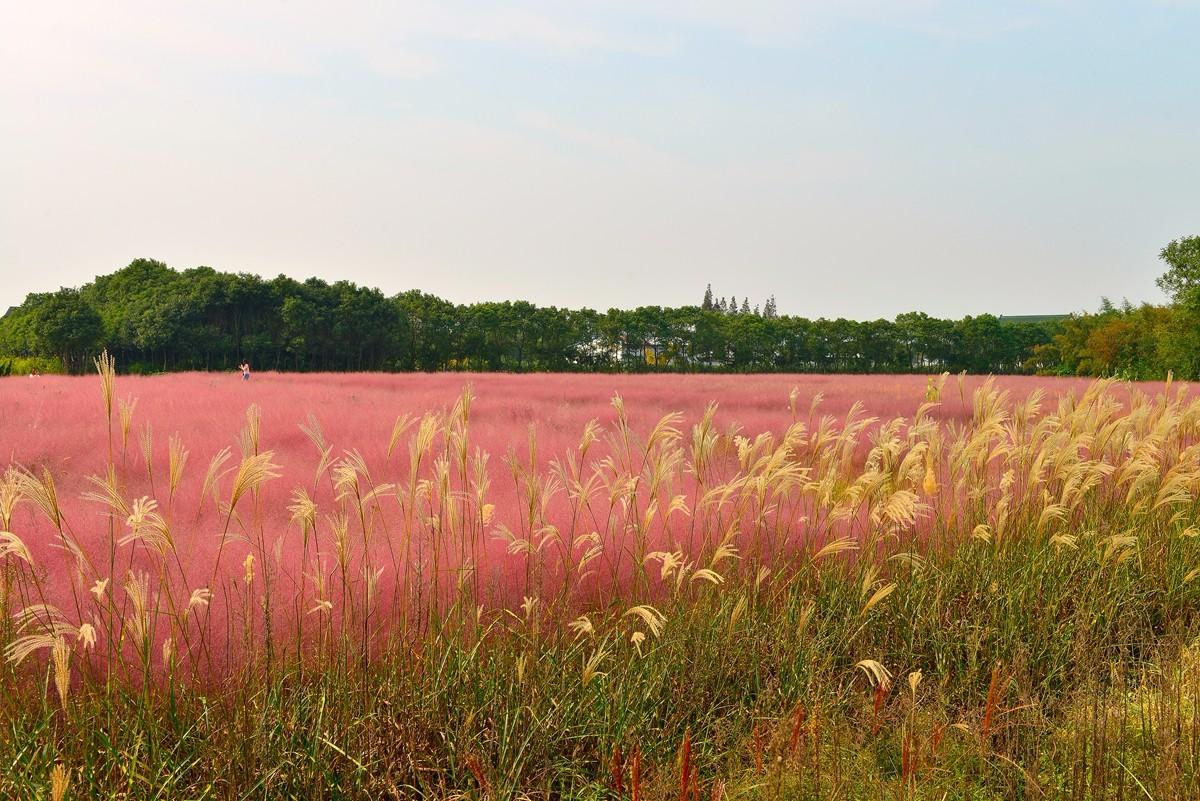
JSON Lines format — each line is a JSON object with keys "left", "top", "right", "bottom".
{"left": 31, "top": 289, "right": 103, "bottom": 373}
{"left": 1157, "top": 236, "right": 1200, "bottom": 308}
{"left": 1, "top": 258, "right": 1079, "bottom": 377}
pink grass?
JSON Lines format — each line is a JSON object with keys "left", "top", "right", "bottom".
{"left": 0, "top": 371, "right": 1174, "bottom": 676}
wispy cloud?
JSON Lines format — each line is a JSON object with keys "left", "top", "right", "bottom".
{"left": 1, "top": 2, "right": 680, "bottom": 95}
{"left": 3, "top": 1, "right": 1051, "bottom": 98}
{"left": 602, "top": 0, "right": 1049, "bottom": 44}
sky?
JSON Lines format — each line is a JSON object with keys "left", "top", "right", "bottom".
{"left": 1, "top": 1, "right": 1198, "bottom": 319}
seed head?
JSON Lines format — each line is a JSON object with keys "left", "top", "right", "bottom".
{"left": 50, "top": 764, "right": 70, "bottom": 801}
{"left": 77, "top": 623, "right": 96, "bottom": 651}
{"left": 52, "top": 636, "right": 70, "bottom": 709}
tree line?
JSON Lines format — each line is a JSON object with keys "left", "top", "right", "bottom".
{"left": 1, "top": 237, "right": 1196, "bottom": 377}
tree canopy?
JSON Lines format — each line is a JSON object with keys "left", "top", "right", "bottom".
{"left": 1158, "top": 236, "right": 1200, "bottom": 309}
{"left": 1, "top": 246, "right": 1194, "bottom": 378}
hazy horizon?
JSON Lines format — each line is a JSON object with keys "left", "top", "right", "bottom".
{"left": 3, "top": 2, "right": 1197, "bottom": 319}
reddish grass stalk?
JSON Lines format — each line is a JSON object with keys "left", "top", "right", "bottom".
{"left": 982, "top": 663, "right": 1004, "bottom": 743}
{"left": 871, "top": 681, "right": 890, "bottom": 735}
{"left": 678, "top": 728, "right": 692, "bottom": 801}
{"left": 750, "top": 724, "right": 766, "bottom": 774}
{"left": 788, "top": 703, "right": 807, "bottom": 757}
{"left": 930, "top": 723, "right": 945, "bottom": 756}
{"left": 900, "top": 729, "right": 913, "bottom": 785}
{"left": 631, "top": 745, "right": 642, "bottom": 801}
{"left": 610, "top": 743, "right": 624, "bottom": 794}
{"left": 465, "top": 754, "right": 493, "bottom": 800}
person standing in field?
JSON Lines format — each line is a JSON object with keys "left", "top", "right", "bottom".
{"left": 239, "top": 361, "right": 250, "bottom": 381}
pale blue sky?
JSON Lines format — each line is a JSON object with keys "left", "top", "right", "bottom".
{"left": 1, "top": 1, "right": 1197, "bottom": 318}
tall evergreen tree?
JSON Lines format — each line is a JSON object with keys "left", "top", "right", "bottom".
{"left": 702, "top": 284, "right": 714, "bottom": 310}
{"left": 740, "top": 297, "right": 751, "bottom": 315}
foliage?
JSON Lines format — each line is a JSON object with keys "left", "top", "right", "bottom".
{"left": 7, "top": 288, "right": 104, "bottom": 374}
{"left": 0, "top": 355, "right": 64, "bottom": 376}
{"left": 1157, "top": 235, "right": 1200, "bottom": 309}
{"left": 0, "top": 258, "right": 1063, "bottom": 375}
{"left": 1023, "top": 235, "right": 1200, "bottom": 381}
{"left": 8, "top": 234, "right": 1198, "bottom": 378}
{"left": 1034, "top": 301, "right": 1200, "bottom": 381}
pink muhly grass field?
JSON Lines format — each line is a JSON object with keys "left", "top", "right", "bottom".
{"left": 0, "top": 371, "right": 1166, "bottom": 675}
{"left": 5, "top": 371, "right": 1110, "bottom": 475}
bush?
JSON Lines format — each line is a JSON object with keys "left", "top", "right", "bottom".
{"left": 124, "top": 360, "right": 163, "bottom": 375}
{"left": 0, "top": 355, "right": 64, "bottom": 375}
